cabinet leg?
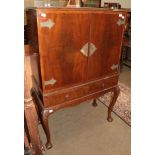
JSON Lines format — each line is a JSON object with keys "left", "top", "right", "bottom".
{"left": 92, "top": 99, "right": 98, "bottom": 107}
{"left": 31, "top": 88, "right": 53, "bottom": 150}
{"left": 42, "top": 110, "right": 53, "bottom": 149}
{"left": 107, "top": 86, "right": 120, "bottom": 122}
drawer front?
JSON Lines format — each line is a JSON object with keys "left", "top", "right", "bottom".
{"left": 87, "top": 76, "right": 118, "bottom": 94}
{"left": 44, "top": 85, "right": 88, "bottom": 107}
{"left": 43, "top": 75, "right": 118, "bottom": 107}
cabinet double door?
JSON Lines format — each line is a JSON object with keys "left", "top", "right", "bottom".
{"left": 37, "top": 9, "right": 126, "bottom": 93}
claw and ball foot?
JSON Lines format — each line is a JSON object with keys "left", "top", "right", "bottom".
{"left": 107, "top": 86, "right": 120, "bottom": 122}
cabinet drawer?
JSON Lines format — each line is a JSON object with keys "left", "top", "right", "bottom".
{"left": 87, "top": 76, "right": 118, "bottom": 94}
{"left": 43, "top": 75, "right": 118, "bottom": 107}
{"left": 43, "top": 85, "right": 88, "bottom": 107}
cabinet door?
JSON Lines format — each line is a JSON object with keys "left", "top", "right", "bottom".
{"left": 37, "top": 10, "right": 90, "bottom": 92}
{"left": 88, "top": 12, "right": 126, "bottom": 80}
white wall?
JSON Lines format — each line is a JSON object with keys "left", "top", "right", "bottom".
{"left": 101, "top": 0, "right": 131, "bottom": 8}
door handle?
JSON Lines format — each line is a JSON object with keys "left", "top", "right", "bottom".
{"left": 89, "top": 43, "right": 97, "bottom": 56}
{"left": 80, "top": 42, "right": 97, "bottom": 57}
{"left": 80, "top": 42, "right": 89, "bottom": 57}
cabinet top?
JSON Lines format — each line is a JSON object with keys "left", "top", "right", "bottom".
{"left": 26, "top": 7, "right": 128, "bottom": 13}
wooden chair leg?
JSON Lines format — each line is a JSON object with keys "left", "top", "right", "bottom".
{"left": 92, "top": 99, "right": 98, "bottom": 107}
{"left": 24, "top": 101, "right": 45, "bottom": 155}
{"left": 42, "top": 110, "right": 53, "bottom": 149}
{"left": 31, "top": 88, "right": 53, "bottom": 150}
{"left": 107, "top": 86, "right": 120, "bottom": 122}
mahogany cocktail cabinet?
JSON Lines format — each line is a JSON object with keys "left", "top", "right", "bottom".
{"left": 26, "top": 7, "right": 127, "bottom": 149}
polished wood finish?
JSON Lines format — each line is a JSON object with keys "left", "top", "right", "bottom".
{"left": 27, "top": 8, "right": 127, "bottom": 149}
{"left": 107, "top": 86, "right": 120, "bottom": 122}
{"left": 24, "top": 128, "right": 30, "bottom": 150}
{"left": 88, "top": 12, "right": 124, "bottom": 79}
{"left": 24, "top": 46, "right": 45, "bottom": 154}
{"left": 37, "top": 9, "right": 90, "bottom": 92}
{"left": 24, "top": 101, "right": 45, "bottom": 155}
{"left": 26, "top": 10, "right": 38, "bottom": 51}
{"left": 43, "top": 75, "right": 119, "bottom": 107}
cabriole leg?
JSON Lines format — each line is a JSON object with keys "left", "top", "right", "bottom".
{"left": 107, "top": 86, "right": 120, "bottom": 122}
{"left": 42, "top": 110, "right": 53, "bottom": 149}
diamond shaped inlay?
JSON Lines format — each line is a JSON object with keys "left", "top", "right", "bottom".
{"left": 80, "top": 43, "right": 89, "bottom": 57}
{"left": 89, "top": 43, "right": 97, "bottom": 56}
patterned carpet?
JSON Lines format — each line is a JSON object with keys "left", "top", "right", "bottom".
{"left": 98, "top": 82, "right": 131, "bottom": 126}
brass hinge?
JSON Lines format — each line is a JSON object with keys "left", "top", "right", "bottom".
{"left": 40, "top": 19, "right": 55, "bottom": 29}
{"left": 45, "top": 78, "right": 57, "bottom": 86}
{"left": 117, "top": 14, "right": 125, "bottom": 26}
{"left": 111, "top": 64, "right": 119, "bottom": 70}
{"left": 117, "top": 18, "right": 125, "bottom": 26}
